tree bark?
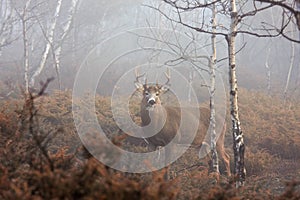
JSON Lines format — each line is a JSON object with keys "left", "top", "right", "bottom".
{"left": 29, "top": 0, "right": 63, "bottom": 87}
{"left": 53, "top": 0, "right": 79, "bottom": 89}
{"left": 283, "top": 27, "right": 295, "bottom": 100}
{"left": 228, "top": 0, "right": 246, "bottom": 187}
{"left": 265, "top": 47, "right": 271, "bottom": 95}
{"left": 209, "top": 2, "right": 219, "bottom": 175}
{"left": 22, "top": 0, "right": 32, "bottom": 95}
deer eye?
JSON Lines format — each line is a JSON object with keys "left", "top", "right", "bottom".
{"left": 145, "top": 91, "right": 149, "bottom": 96}
{"left": 156, "top": 92, "right": 159, "bottom": 96}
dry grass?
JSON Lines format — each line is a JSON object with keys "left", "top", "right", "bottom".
{"left": 0, "top": 87, "right": 299, "bottom": 199}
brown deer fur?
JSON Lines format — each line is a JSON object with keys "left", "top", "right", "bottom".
{"left": 136, "top": 83, "right": 231, "bottom": 177}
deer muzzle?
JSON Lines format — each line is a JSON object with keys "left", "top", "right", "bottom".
{"left": 148, "top": 97, "right": 156, "bottom": 106}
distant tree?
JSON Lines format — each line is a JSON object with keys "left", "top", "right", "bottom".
{"left": 255, "top": 0, "right": 300, "bottom": 33}
{"left": 283, "top": 25, "right": 296, "bottom": 100}
{"left": 0, "top": 0, "right": 18, "bottom": 55}
{"left": 252, "top": 1, "right": 299, "bottom": 99}
{"left": 265, "top": 45, "right": 272, "bottom": 95}
{"left": 14, "top": 0, "right": 32, "bottom": 95}
{"left": 29, "top": 0, "right": 79, "bottom": 89}
{"left": 12, "top": 0, "right": 79, "bottom": 93}
{"left": 29, "top": 0, "right": 63, "bottom": 89}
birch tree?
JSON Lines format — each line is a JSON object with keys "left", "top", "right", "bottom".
{"left": 226, "top": 0, "right": 246, "bottom": 187}
{"left": 265, "top": 46, "right": 272, "bottom": 95}
{"left": 209, "top": 2, "right": 219, "bottom": 175}
{"left": 283, "top": 26, "right": 296, "bottom": 100}
{"left": 255, "top": 1, "right": 300, "bottom": 99}
{"left": 138, "top": 2, "right": 216, "bottom": 175}
{"left": 29, "top": 0, "right": 63, "bottom": 88}
{"left": 29, "top": 0, "right": 79, "bottom": 88}
{"left": 157, "top": 0, "right": 244, "bottom": 186}
{"left": 14, "top": 0, "right": 33, "bottom": 95}
{"left": 145, "top": 0, "right": 223, "bottom": 176}
{"left": 53, "top": 0, "right": 79, "bottom": 89}
{"left": 157, "top": 0, "right": 300, "bottom": 187}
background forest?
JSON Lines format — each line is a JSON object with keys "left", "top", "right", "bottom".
{"left": 0, "top": 0, "right": 300, "bottom": 199}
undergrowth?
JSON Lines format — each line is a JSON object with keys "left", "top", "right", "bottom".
{"left": 0, "top": 85, "right": 299, "bottom": 199}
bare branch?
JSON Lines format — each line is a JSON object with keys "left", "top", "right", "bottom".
{"left": 145, "top": 4, "right": 228, "bottom": 37}
{"left": 239, "top": 1, "right": 274, "bottom": 19}
{"left": 255, "top": 0, "right": 300, "bottom": 31}
{"left": 162, "top": 0, "right": 221, "bottom": 11}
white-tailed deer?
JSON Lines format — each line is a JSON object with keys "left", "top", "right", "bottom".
{"left": 134, "top": 69, "right": 231, "bottom": 177}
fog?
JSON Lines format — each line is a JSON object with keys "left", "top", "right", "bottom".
{"left": 0, "top": 0, "right": 299, "bottom": 99}
{"left": 1, "top": 1, "right": 300, "bottom": 196}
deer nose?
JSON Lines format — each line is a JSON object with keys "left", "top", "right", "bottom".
{"left": 148, "top": 98, "right": 155, "bottom": 105}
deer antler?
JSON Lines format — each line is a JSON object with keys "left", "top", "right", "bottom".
{"left": 135, "top": 67, "right": 146, "bottom": 84}
{"left": 164, "top": 68, "right": 171, "bottom": 86}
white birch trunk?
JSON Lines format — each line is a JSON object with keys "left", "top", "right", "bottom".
{"left": 228, "top": 0, "right": 246, "bottom": 187}
{"left": 22, "top": 0, "right": 32, "bottom": 95}
{"left": 23, "top": 18, "right": 29, "bottom": 95}
{"left": 54, "top": 0, "right": 79, "bottom": 89}
{"left": 265, "top": 47, "right": 271, "bottom": 95}
{"left": 265, "top": 9, "right": 275, "bottom": 95}
{"left": 29, "top": 0, "right": 63, "bottom": 87}
{"left": 283, "top": 28, "right": 295, "bottom": 100}
{"left": 209, "top": 2, "right": 219, "bottom": 174}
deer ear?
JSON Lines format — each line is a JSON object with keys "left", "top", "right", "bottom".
{"left": 160, "top": 85, "right": 169, "bottom": 93}
{"left": 135, "top": 82, "right": 144, "bottom": 92}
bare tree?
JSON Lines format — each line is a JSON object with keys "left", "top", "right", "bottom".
{"left": 209, "top": 2, "right": 219, "bottom": 175}
{"left": 29, "top": 0, "right": 63, "bottom": 88}
{"left": 227, "top": 0, "right": 246, "bottom": 187}
{"left": 0, "top": 0, "right": 18, "bottom": 55}
{"left": 144, "top": 1, "right": 225, "bottom": 176}
{"left": 10, "top": 0, "right": 79, "bottom": 91}
{"left": 14, "top": 0, "right": 33, "bottom": 95}
{"left": 255, "top": 0, "right": 300, "bottom": 33}
{"left": 132, "top": 3, "right": 227, "bottom": 178}
{"left": 53, "top": 0, "right": 79, "bottom": 89}
{"left": 30, "top": 0, "right": 79, "bottom": 88}
{"left": 265, "top": 46, "right": 272, "bottom": 95}
{"left": 283, "top": 26, "right": 296, "bottom": 100}
{"left": 156, "top": 0, "right": 300, "bottom": 186}
{"left": 156, "top": 0, "right": 242, "bottom": 186}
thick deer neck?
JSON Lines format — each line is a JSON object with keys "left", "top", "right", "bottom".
{"left": 140, "top": 99, "right": 166, "bottom": 129}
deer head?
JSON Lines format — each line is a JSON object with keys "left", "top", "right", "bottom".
{"left": 134, "top": 68, "right": 170, "bottom": 109}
